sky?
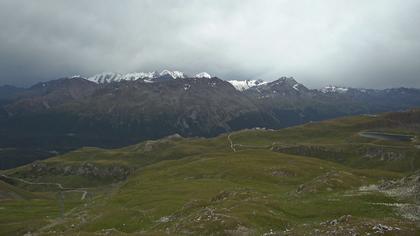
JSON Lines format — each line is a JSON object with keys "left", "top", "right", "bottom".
{"left": 0, "top": 0, "right": 419, "bottom": 88}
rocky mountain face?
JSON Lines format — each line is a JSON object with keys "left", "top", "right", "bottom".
{"left": 4, "top": 77, "right": 98, "bottom": 115}
{"left": 243, "top": 77, "right": 420, "bottom": 125}
{"left": 0, "top": 74, "right": 273, "bottom": 168}
{"left": 1, "top": 71, "right": 420, "bottom": 168}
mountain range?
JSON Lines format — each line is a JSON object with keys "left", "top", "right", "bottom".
{"left": 1, "top": 70, "right": 420, "bottom": 169}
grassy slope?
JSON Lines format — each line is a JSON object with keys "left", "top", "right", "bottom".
{"left": 33, "top": 150, "right": 416, "bottom": 235}
{"left": 4, "top": 136, "right": 230, "bottom": 188}
{"left": 0, "top": 110, "right": 419, "bottom": 234}
{"left": 230, "top": 114, "right": 420, "bottom": 172}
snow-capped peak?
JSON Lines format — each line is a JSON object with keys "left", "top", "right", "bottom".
{"left": 159, "top": 70, "right": 185, "bottom": 79}
{"left": 122, "top": 72, "right": 158, "bottom": 80}
{"left": 194, "top": 72, "right": 212, "bottom": 79}
{"left": 87, "top": 72, "right": 123, "bottom": 84}
{"left": 70, "top": 75, "right": 83, "bottom": 79}
{"left": 87, "top": 70, "right": 214, "bottom": 84}
{"left": 88, "top": 71, "right": 162, "bottom": 84}
{"left": 321, "top": 85, "right": 349, "bottom": 93}
{"left": 278, "top": 76, "right": 297, "bottom": 83}
{"left": 228, "top": 79, "right": 267, "bottom": 91}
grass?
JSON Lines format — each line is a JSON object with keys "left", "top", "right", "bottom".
{"left": 0, "top": 180, "right": 41, "bottom": 200}
{"left": 0, "top": 197, "right": 82, "bottom": 235}
{"left": 228, "top": 113, "right": 420, "bottom": 172}
{"left": 33, "top": 150, "right": 414, "bottom": 234}
{"left": 0, "top": 110, "right": 419, "bottom": 234}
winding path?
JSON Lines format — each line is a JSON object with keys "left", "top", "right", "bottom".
{"left": 0, "top": 174, "right": 88, "bottom": 200}
{"left": 227, "top": 131, "right": 276, "bottom": 152}
{"left": 227, "top": 133, "right": 236, "bottom": 152}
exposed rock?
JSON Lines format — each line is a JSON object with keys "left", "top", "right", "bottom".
{"left": 320, "top": 215, "right": 352, "bottom": 227}
{"left": 30, "top": 161, "right": 130, "bottom": 181}
{"left": 359, "top": 171, "right": 420, "bottom": 221}
{"left": 372, "top": 224, "right": 400, "bottom": 234}
{"left": 378, "top": 170, "right": 420, "bottom": 201}
{"left": 157, "top": 216, "right": 171, "bottom": 223}
{"left": 361, "top": 147, "right": 406, "bottom": 161}
{"left": 225, "top": 225, "right": 255, "bottom": 236}
{"left": 269, "top": 168, "right": 296, "bottom": 177}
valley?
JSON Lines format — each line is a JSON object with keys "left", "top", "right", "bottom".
{"left": 1, "top": 109, "right": 419, "bottom": 235}
{"left": 2, "top": 1, "right": 420, "bottom": 235}
{"left": 2, "top": 73, "right": 420, "bottom": 169}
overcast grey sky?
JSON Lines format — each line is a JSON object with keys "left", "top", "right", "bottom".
{"left": 0, "top": 0, "right": 419, "bottom": 88}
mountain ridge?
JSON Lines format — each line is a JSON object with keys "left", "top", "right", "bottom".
{"left": 1, "top": 73, "right": 420, "bottom": 169}
{"left": 2, "top": 70, "right": 418, "bottom": 93}
{"left": 85, "top": 70, "right": 213, "bottom": 84}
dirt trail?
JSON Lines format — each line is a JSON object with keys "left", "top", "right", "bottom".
{"left": 227, "top": 131, "right": 276, "bottom": 152}
{"left": 1, "top": 174, "right": 88, "bottom": 200}
{"left": 227, "top": 134, "right": 236, "bottom": 152}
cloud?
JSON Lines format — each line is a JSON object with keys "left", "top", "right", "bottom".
{"left": 0, "top": 0, "right": 419, "bottom": 88}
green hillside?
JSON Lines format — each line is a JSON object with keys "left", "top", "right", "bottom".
{"left": 1, "top": 109, "right": 419, "bottom": 235}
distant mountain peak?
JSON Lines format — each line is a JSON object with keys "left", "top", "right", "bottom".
{"left": 194, "top": 72, "right": 212, "bottom": 79}
{"left": 272, "top": 77, "right": 299, "bottom": 85}
{"left": 70, "top": 75, "right": 84, "bottom": 79}
{"left": 267, "top": 77, "right": 307, "bottom": 91}
{"left": 227, "top": 77, "right": 304, "bottom": 92}
{"left": 321, "top": 85, "right": 349, "bottom": 93}
{"left": 86, "top": 70, "right": 216, "bottom": 84}
{"left": 159, "top": 70, "right": 185, "bottom": 79}
{"left": 278, "top": 76, "right": 296, "bottom": 82}
{"left": 227, "top": 79, "right": 267, "bottom": 91}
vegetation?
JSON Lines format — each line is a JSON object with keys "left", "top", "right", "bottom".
{"left": 1, "top": 109, "right": 419, "bottom": 235}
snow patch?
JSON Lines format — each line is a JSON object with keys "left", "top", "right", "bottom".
{"left": 87, "top": 70, "right": 216, "bottom": 84}
{"left": 123, "top": 72, "right": 158, "bottom": 80}
{"left": 321, "top": 85, "right": 349, "bottom": 93}
{"left": 159, "top": 70, "right": 185, "bottom": 79}
{"left": 228, "top": 79, "right": 267, "bottom": 91}
{"left": 194, "top": 72, "right": 212, "bottom": 79}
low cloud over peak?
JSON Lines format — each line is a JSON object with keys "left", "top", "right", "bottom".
{"left": 1, "top": 0, "right": 419, "bottom": 88}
